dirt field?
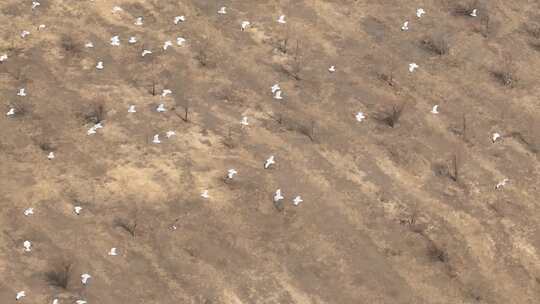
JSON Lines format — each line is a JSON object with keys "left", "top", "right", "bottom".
{"left": 1, "top": 0, "right": 540, "bottom": 303}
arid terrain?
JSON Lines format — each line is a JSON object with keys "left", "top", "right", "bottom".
{"left": 1, "top": 0, "right": 540, "bottom": 303}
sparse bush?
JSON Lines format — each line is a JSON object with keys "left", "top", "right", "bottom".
{"left": 492, "top": 53, "right": 517, "bottom": 88}
{"left": 449, "top": 154, "right": 459, "bottom": 182}
{"left": 60, "top": 35, "right": 81, "bottom": 55}
{"left": 422, "top": 33, "right": 450, "bottom": 56}
{"left": 377, "top": 104, "right": 405, "bottom": 128}
{"left": 45, "top": 262, "right": 72, "bottom": 289}
{"left": 83, "top": 102, "right": 105, "bottom": 124}
{"left": 451, "top": 0, "right": 479, "bottom": 16}
{"left": 427, "top": 240, "right": 448, "bottom": 263}
{"left": 297, "top": 119, "right": 316, "bottom": 142}
{"left": 114, "top": 218, "right": 137, "bottom": 237}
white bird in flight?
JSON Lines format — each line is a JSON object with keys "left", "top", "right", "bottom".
{"left": 163, "top": 40, "right": 173, "bottom": 50}
{"left": 48, "top": 152, "right": 55, "bottom": 160}
{"left": 401, "top": 21, "right": 409, "bottom": 31}
{"left": 240, "top": 116, "right": 249, "bottom": 126}
{"left": 495, "top": 178, "right": 509, "bottom": 190}
{"left": 328, "top": 65, "right": 336, "bottom": 73}
{"left": 293, "top": 196, "right": 303, "bottom": 206}
{"left": 431, "top": 105, "right": 439, "bottom": 114}
{"left": 16, "top": 291, "right": 26, "bottom": 301}
{"left": 161, "top": 89, "right": 172, "bottom": 97}
{"left": 112, "top": 6, "right": 123, "bottom": 13}
{"left": 177, "top": 37, "right": 186, "bottom": 46}
{"left": 241, "top": 21, "right": 251, "bottom": 31}
{"left": 110, "top": 35, "right": 120, "bottom": 46}
{"left": 128, "top": 105, "right": 136, "bottom": 113}
{"left": 52, "top": 298, "right": 59, "bottom": 304}
{"left": 470, "top": 9, "right": 478, "bottom": 17}
{"left": 277, "top": 15, "right": 286, "bottom": 24}
{"left": 142, "top": 49, "right": 152, "bottom": 57}
{"left": 32, "top": 1, "right": 40, "bottom": 9}
{"left": 23, "top": 240, "right": 32, "bottom": 252}
{"left": 153, "top": 134, "right": 161, "bottom": 144}
{"left": 273, "top": 90, "right": 283, "bottom": 100}
{"left": 201, "top": 190, "right": 209, "bottom": 199}
{"left": 134, "top": 16, "right": 144, "bottom": 26}
{"left": 416, "top": 8, "right": 426, "bottom": 18}
{"left": 174, "top": 15, "right": 186, "bottom": 24}
{"left": 271, "top": 83, "right": 281, "bottom": 94}
{"left": 156, "top": 104, "right": 166, "bottom": 112}
{"left": 264, "top": 156, "right": 275, "bottom": 169}
{"left": 128, "top": 36, "right": 137, "bottom": 44}
{"left": 0, "top": 54, "right": 8, "bottom": 62}
{"left": 85, "top": 41, "right": 94, "bottom": 48}
{"left": 21, "top": 30, "right": 30, "bottom": 38}
{"left": 87, "top": 122, "right": 103, "bottom": 135}
{"left": 227, "top": 169, "right": 237, "bottom": 179}
{"left": 492, "top": 132, "right": 501, "bottom": 143}
{"left": 96, "top": 61, "right": 104, "bottom": 70}
{"left": 108, "top": 247, "right": 118, "bottom": 256}
{"left": 74, "top": 206, "right": 82, "bottom": 215}
{"left": 81, "top": 273, "right": 91, "bottom": 285}
{"left": 274, "top": 189, "right": 284, "bottom": 202}
{"left": 17, "top": 88, "right": 27, "bottom": 96}
{"left": 166, "top": 130, "right": 176, "bottom": 138}
{"left": 409, "top": 63, "right": 419, "bottom": 73}
{"left": 355, "top": 112, "right": 366, "bottom": 122}
{"left": 75, "top": 300, "right": 87, "bottom": 304}
{"left": 6, "top": 108, "right": 15, "bottom": 116}
{"left": 218, "top": 6, "right": 227, "bottom": 15}
{"left": 38, "top": 24, "right": 46, "bottom": 30}
{"left": 24, "top": 208, "right": 34, "bottom": 216}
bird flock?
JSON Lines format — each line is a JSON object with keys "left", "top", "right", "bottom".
{"left": 2, "top": 2, "right": 512, "bottom": 303}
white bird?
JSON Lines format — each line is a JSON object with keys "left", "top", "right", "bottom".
{"left": 328, "top": 65, "right": 336, "bottom": 73}
{"left": 271, "top": 83, "right": 281, "bottom": 94}
{"left": 274, "top": 189, "right": 284, "bottom": 202}
{"left": 110, "top": 35, "right": 120, "bottom": 46}
{"left": 128, "top": 105, "right": 136, "bottom": 113}
{"left": 0, "top": 54, "right": 8, "bottom": 62}
{"left": 431, "top": 105, "right": 439, "bottom": 114}
{"left": 32, "top": 1, "right": 40, "bottom": 9}
{"left": 85, "top": 41, "right": 94, "bottom": 48}
{"left": 24, "top": 208, "right": 34, "bottom": 216}
{"left": 163, "top": 40, "right": 173, "bottom": 50}
{"left": 47, "top": 152, "right": 55, "bottom": 160}
{"left": 264, "top": 156, "right": 275, "bottom": 169}
{"left": 470, "top": 9, "right": 478, "bottom": 17}
{"left": 176, "top": 37, "right": 186, "bottom": 46}
{"left": 23, "top": 240, "right": 32, "bottom": 252}
{"left": 401, "top": 21, "right": 409, "bottom": 31}
{"left": 174, "top": 15, "right": 186, "bottom": 24}
{"left": 241, "top": 21, "right": 251, "bottom": 31}
{"left": 112, "top": 6, "right": 123, "bottom": 13}
{"left": 17, "top": 88, "right": 27, "bottom": 96}
{"left": 153, "top": 134, "right": 161, "bottom": 144}
{"left": 201, "top": 190, "right": 209, "bottom": 199}
{"left": 38, "top": 24, "right": 46, "bottom": 30}
{"left": 355, "top": 112, "right": 366, "bottom": 122}
{"left": 416, "top": 8, "right": 426, "bottom": 18}
{"left": 227, "top": 169, "right": 237, "bottom": 179}
{"left": 52, "top": 298, "right": 59, "bottom": 304}
{"left": 75, "top": 300, "right": 87, "bottom": 304}
{"left": 96, "top": 61, "right": 104, "bottom": 70}
{"left": 21, "top": 30, "right": 30, "bottom": 38}
{"left": 156, "top": 104, "right": 166, "bottom": 112}
{"left": 292, "top": 195, "right": 303, "bottom": 206}
{"left": 240, "top": 116, "right": 249, "bottom": 126}
{"left": 141, "top": 49, "right": 152, "bottom": 57}
{"left": 128, "top": 36, "right": 137, "bottom": 44}
{"left": 495, "top": 178, "right": 509, "bottom": 190}
{"left": 161, "top": 89, "right": 172, "bottom": 97}
{"left": 108, "top": 247, "right": 118, "bottom": 256}
{"left": 87, "top": 122, "right": 103, "bottom": 135}
{"left": 16, "top": 291, "right": 26, "bottom": 301}
{"left": 409, "top": 62, "right": 419, "bottom": 73}
{"left": 165, "top": 130, "right": 176, "bottom": 138}
{"left": 492, "top": 132, "right": 501, "bottom": 143}
{"left": 74, "top": 206, "right": 82, "bottom": 215}
{"left": 6, "top": 108, "right": 15, "bottom": 116}
{"left": 134, "top": 16, "right": 144, "bottom": 25}
{"left": 273, "top": 90, "right": 283, "bottom": 100}
{"left": 277, "top": 15, "right": 287, "bottom": 24}
{"left": 218, "top": 6, "right": 227, "bottom": 15}
{"left": 81, "top": 273, "right": 91, "bottom": 285}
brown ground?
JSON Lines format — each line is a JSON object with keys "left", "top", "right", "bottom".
{"left": 1, "top": 0, "right": 540, "bottom": 303}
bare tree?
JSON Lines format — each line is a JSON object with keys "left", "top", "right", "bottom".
{"left": 114, "top": 217, "right": 138, "bottom": 237}
{"left": 492, "top": 53, "right": 517, "bottom": 88}
{"left": 422, "top": 33, "right": 450, "bottom": 56}
{"left": 377, "top": 103, "right": 405, "bottom": 128}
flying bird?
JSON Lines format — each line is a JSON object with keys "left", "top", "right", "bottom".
{"left": 21, "top": 30, "right": 30, "bottom": 38}
{"left": 227, "top": 169, "right": 237, "bottom": 179}
{"left": 16, "top": 291, "right": 26, "bottom": 301}
{"left": 110, "top": 35, "right": 120, "bottom": 46}
{"left": 134, "top": 16, "right": 144, "bottom": 25}
{"left": 75, "top": 300, "right": 87, "bottom": 304}
{"left": 52, "top": 298, "right": 59, "bottom": 304}
{"left": 48, "top": 152, "right": 55, "bottom": 160}
{"left": 409, "top": 62, "right": 419, "bottom": 72}
{"left": 470, "top": 9, "right": 478, "bottom": 17}
{"left": 201, "top": 190, "right": 209, "bottom": 199}
{"left": 177, "top": 37, "right": 186, "bottom": 46}
{"left": 273, "top": 90, "right": 283, "bottom": 100}
{"left": 495, "top": 178, "right": 509, "bottom": 190}
{"left": 38, "top": 24, "right": 46, "bottom": 30}
{"left": 271, "top": 83, "right": 281, "bottom": 94}
{"left": 174, "top": 16, "right": 186, "bottom": 24}
{"left": 492, "top": 132, "right": 501, "bottom": 143}
{"left": 401, "top": 21, "right": 409, "bottom": 31}
{"left": 241, "top": 21, "right": 251, "bottom": 31}
{"left": 96, "top": 61, "right": 104, "bottom": 70}
{"left": 240, "top": 116, "right": 249, "bottom": 126}
{"left": 128, "top": 36, "right": 137, "bottom": 44}
{"left": 156, "top": 104, "right": 166, "bottom": 112}
{"left": 128, "top": 105, "right": 136, "bottom": 113}
{"left": 161, "top": 89, "right": 172, "bottom": 97}
{"left": 23, "top": 240, "right": 32, "bottom": 252}
{"left": 0, "top": 54, "right": 8, "bottom": 62}
{"left": 355, "top": 112, "right": 366, "bottom": 122}
{"left": 87, "top": 122, "right": 103, "bottom": 135}
{"left": 6, "top": 108, "right": 15, "bottom": 116}
{"left": 163, "top": 40, "right": 173, "bottom": 50}
{"left": 141, "top": 49, "right": 152, "bottom": 57}
{"left": 328, "top": 65, "right": 336, "bottom": 73}
{"left": 277, "top": 15, "right": 287, "bottom": 24}
{"left": 218, "top": 6, "right": 227, "bottom": 15}
{"left": 85, "top": 41, "right": 94, "bottom": 48}
{"left": 74, "top": 206, "right": 83, "bottom": 215}
{"left": 431, "top": 105, "right": 439, "bottom": 114}
{"left": 24, "top": 208, "right": 34, "bottom": 216}
{"left": 108, "top": 247, "right": 118, "bottom": 256}
{"left": 292, "top": 196, "right": 303, "bottom": 206}
{"left": 17, "top": 88, "right": 27, "bottom": 96}
{"left": 274, "top": 189, "right": 284, "bottom": 202}
{"left": 264, "top": 156, "right": 275, "bottom": 169}
{"left": 166, "top": 130, "right": 176, "bottom": 138}
{"left": 112, "top": 6, "right": 123, "bottom": 13}
{"left": 416, "top": 8, "right": 426, "bottom": 18}
{"left": 153, "top": 134, "right": 161, "bottom": 144}
{"left": 81, "top": 273, "right": 91, "bottom": 285}
{"left": 32, "top": 1, "right": 40, "bottom": 9}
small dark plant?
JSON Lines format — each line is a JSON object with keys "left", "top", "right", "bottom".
{"left": 45, "top": 262, "right": 72, "bottom": 289}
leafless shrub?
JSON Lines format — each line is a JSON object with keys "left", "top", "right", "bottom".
{"left": 421, "top": 33, "right": 450, "bottom": 56}
{"left": 478, "top": 9, "right": 493, "bottom": 38}
{"left": 222, "top": 126, "right": 237, "bottom": 149}
{"left": 376, "top": 104, "right": 405, "bottom": 128}
{"left": 273, "top": 199, "right": 284, "bottom": 212}
{"left": 427, "top": 240, "right": 448, "bottom": 263}
{"left": 83, "top": 102, "right": 105, "bottom": 124}
{"left": 60, "top": 35, "right": 81, "bottom": 55}
{"left": 451, "top": 0, "right": 479, "bottom": 16}
{"left": 114, "top": 217, "right": 137, "bottom": 237}
{"left": 281, "top": 40, "right": 302, "bottom": 80}
{"left": 8, "top": 102, "right": 29, "bottom": 117}
{"left": 525, "top": 23, "right": 540, "bottom": 39}
{"left": 449, "top": 154, "right": 460, "bottom": 182}
{"left": 492, "top": 53, "right": 517, "bottom": 88}
{"left": 297, "top": 119, "right": 316, "bottom": 142}
{"left": 45, "top": 262, "right": 72, "bottom": 289}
